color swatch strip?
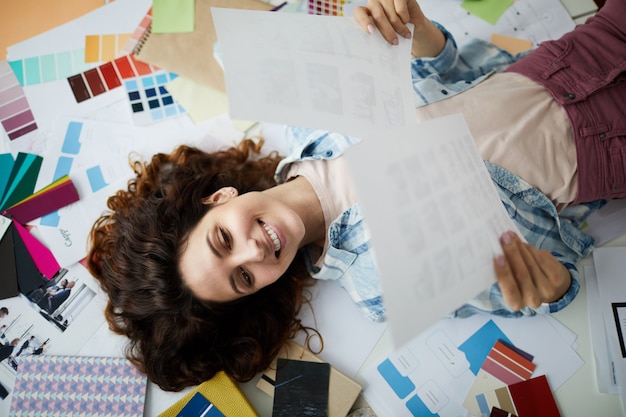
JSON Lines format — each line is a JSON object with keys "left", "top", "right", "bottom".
{"left": 0, "top": 60, "right": 38, "bottom": 140}
{"left": 125, "top": 71, "right": 185, "bottom": 125}
{"left": 67, "top": 53, "right": 158, "bottom": 103}
{"left": 84, "top": 33, "right": 131, "bottom": 63}
{"left": 481, "top": 340, "right": 535, "bottom": 385}
{"left": 9, "top": 49, "right": 93, "bottom": 87}
{"left": 122, "top": 7, "right": 153, "bottom": 55}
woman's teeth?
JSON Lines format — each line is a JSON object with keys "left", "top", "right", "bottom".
{"left": 263, "top": 223, "right": 281, "bottom": 253}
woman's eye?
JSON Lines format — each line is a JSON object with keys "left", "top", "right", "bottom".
{"left": 220, "top": 228, "right": 231, "bottom": 249}
{"left": 239, "top": 268, "right": 252, "bottom": 286}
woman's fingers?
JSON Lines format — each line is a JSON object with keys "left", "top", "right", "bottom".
{"left": 494, "top": 231, "right": 572, "bottom": 311}
{"left": 353, "top": 6, "right": 377, "bottom": 34}
{"left": 353, "top": 1, "right": 412, "bottom": 45}
{"left": 498, "top": 231, "right": 541, "bottom": 309}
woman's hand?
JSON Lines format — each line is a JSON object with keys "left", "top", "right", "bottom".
{"left": 353, "top": 0, "right": 446, "bottom": 57}
{"left": 494, "top": 231, "right": 572, "bottom": 311}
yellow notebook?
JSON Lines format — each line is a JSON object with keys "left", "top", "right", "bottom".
{"left": 158, "top": 371, "right": 259, "bottom": 417}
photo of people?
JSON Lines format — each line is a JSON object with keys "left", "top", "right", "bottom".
{"left": 0, "top": 261, "right": 105, "bottom": 406}
{"left": 23, "top": 272, "right": 95, "bottom": 332}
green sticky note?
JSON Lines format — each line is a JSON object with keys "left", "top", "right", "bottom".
{"left": 461, "top": 0, "right": 513, "bottom": 25}
{"left": 152, "top": 0, "right": 195, "bottom": 34}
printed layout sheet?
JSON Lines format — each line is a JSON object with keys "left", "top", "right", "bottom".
{"left": 212, "top": 7, "right": 416, "bottom": 140}
{"left": 345, "top": 114, "right": 520, "bottom": 347}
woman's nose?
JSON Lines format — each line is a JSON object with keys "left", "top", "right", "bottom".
{"left": 239, "top": 238, "right": 264, "bottom": 263}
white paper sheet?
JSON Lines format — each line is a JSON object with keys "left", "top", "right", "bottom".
{"left": 584, "top": 263, "right": 620, "bottom": 394}
{"left": 212, "top": 7, "right": 416, "bottom": 140}
{"left": 592, "top": 246, "right": 626, "bottom": 410}
{"left": 344, "top": 113, "right": 520, "bottom": 348}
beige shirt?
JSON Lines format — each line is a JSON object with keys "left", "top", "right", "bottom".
{"left": 416, "top": 72, "right": 578, "bottom": 211}
{"left": 286, "top": 156, "right": 358, "bottom": 268}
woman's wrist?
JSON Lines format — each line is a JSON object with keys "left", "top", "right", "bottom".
{"left": 411, "top": 18, "right": 446, "bottom": 58}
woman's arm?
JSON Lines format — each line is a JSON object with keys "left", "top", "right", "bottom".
{"left": 353, "top": 0, "right": 446, "bottom": 58}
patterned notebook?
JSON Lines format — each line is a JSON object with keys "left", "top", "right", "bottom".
{"left": 9, "top": 355, "right": 147, "bottom": 417}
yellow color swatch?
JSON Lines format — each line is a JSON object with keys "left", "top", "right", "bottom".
{"left": 84, "top": 34, "right": 131, "bottom": 63}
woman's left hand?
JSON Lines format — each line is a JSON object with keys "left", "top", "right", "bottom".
{"left": 494, "top": 230, "right": 571, "bottom": 311}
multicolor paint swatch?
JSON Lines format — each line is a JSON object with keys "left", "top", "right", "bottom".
{"left": 308, "top": 0, "right": 345, "bottom": 15}
{"left": 10, "top": 355, "right": 147, "bottom": 417}
{"left": 122, "top": 7, "right": 152, "bottom": 55}
{"left": 464, "top": 340, "right": 536, "bottom": 417}
{"left": 6, "top": 174, "right": 79, "bottom": 224}
{"left": 67, "top": 53, "right": 157, "bottom": 103}
{"left": 84, "top": 33, "right": 131, "bottom": 63}
{"left": 9, "top": 48, "right": 93, "bottom": 86}
{"left": 124, "top": 71, "right": 184, "bottom": 125}
{"left": 480, "top": 340, "right": 535, "bottom": 385}
{"left": 0, "top": 60, "right": 38, "bottom": 140}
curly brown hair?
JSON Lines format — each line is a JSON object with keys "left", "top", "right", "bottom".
{"left": 88, "top": 139, "right": 314, "bottom": 391}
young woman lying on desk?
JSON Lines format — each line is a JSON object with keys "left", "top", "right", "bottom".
{"left": 88, "top": 0, "right": 625, "bottom": 392}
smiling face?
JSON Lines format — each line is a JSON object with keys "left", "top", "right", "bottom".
{"left": 178, "top": 188, "right": 306, "bottom": 302}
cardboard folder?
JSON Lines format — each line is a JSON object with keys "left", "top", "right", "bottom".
{"left": 134, "top": 0, "right": 273, "bottom": 92}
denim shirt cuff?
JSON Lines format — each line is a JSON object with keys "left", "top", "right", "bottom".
{"left": 410, "top": 21, "right": 458, "bottom": 75}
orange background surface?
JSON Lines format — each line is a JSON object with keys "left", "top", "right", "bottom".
{"left": 0, "top": 0, "right": 105, "bottom": 60}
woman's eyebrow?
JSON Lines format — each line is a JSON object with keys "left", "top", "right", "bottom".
{"left": 206, "top": 232, "right": 223, "bottom": 259}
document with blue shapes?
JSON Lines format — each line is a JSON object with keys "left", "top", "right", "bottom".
{"left": 361, "top": 313, "right": 582, "bottom": 417}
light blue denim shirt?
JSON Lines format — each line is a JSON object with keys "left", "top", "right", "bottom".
{"left": 275, "top": 25, "right": 604, "bottom": 322}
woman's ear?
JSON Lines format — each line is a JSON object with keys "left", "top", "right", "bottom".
{"left": 201, "top": 187, "right": 238, "bottom": 205}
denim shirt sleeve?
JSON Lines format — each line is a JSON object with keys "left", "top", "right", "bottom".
{"left": 411, "top": 22, "right": 525, "bottom": 106}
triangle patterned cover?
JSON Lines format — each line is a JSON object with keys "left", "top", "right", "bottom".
{"left": 9, "top": 355, "right": 147, "bottom": 416}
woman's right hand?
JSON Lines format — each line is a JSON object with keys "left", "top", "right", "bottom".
{"left": 353, "top": 0, "right": 446, "bottom": 57}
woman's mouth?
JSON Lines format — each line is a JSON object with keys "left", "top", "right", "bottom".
{"left": 261, "top": 221, "right": 282, "bottom": 256}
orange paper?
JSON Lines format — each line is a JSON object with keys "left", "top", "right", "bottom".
{"left": 0, "top": 0, "right": 104, "bottom": 60}
{"left": 490, "top": 33, "right": 533, "bottom": 55}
